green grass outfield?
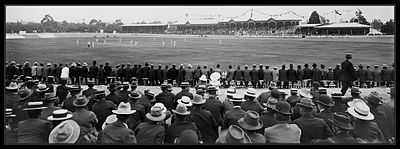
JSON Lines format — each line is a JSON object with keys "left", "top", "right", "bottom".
{"left": 6, "top": 33, "right": 394, "bottom": 68}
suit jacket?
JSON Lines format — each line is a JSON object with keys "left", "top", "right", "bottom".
{"left": 314, "top": 110, "right": 334, "bottom": 132}
{"left": 366, "top": 69, "right": 374, "bottom": 81}
{"left": 247, "top": 132, "right": 266, "bottom": 144}
{"left": 134, "top": 122, "right": 166, "bottom": 144}
{"left": 341, "top": 60, "right": 356, "bottom": 81}
{"left": 312, "top": 68, "right": 322, "bottom": 81}
{"left": 241, "top": 100, "right": 263, "bottom": 114}
{"left": 250, "top": 69, "right": 259, "bottom": 81}
{"left": 293, "top": 116, "right": 333, "bottom": 144}
{"left": 17, "top": 118, "right": 52, "bottom": 144}
{"left": 326, "top": 132, "right": 359, "bottom": 144}
{"left": 375, "top": 103, "right": 395, "bottom": 141}
{"left": 177, "top": 68, "right": 186, "bottom": 82}
{"left": 223, "top": 107, "right": 246, "bottom": 129}
{"left": 165, "top": 120, "right": 199, "bottom": 144}
{"left": 372, "top": 69, "right": 381, "bottom": 81}
{"left": 382, "top": 69, "right": 392, "bottom": 81}
{"left": 233, "top": 69, "right": 243, "bottom": 80}
{"left": 92, "top": 99, "right": 116, "bottom": 131}
{"left": 184, "top": 68, "right": 194, "bottom": 81}
{"left": 287, "top": 69, "right": 297, "bottom": 81}
{"left": 352, "top": 120, "right": 385, "bottom": 142}
{"left": 265, "top": 123, "right": 301, "bottom": 143}
{"left": 99, "top": 121, "right": 137, "bottom": 144}
{"left": 190, "top": 108, "right": 219, "bottom": 144}
{"left": 203, "top": 96, "right": 225, "bottom": 126}
{"left": 333, "top": 68, "right": 341, "bottom": 80}
{"left": 174, "top": 91, "right": 194, "bottom": 108}
{"left": 279, "top": 69, "right": 288, "bottom": 81}
{"left": 260, "top": 111, "right": 277, "bottom": 129}
{"left": 243, "top": 69, "right": 251, "bottom": 81}
{"left": 193, "top": 69, "right": 202, "bottom": 79}
{"left": 263, "top": 69, "right": 273, "bottom": 81}
{"left": 226, "top": 69, "right": 235, "bottom": 81}
{"left": 156, "top": 91, "right": 176, "bottom": 111}
{"left": 258, "top": 69, "right": 264, "bottom": 80}
{"left": 72, "top": 108, "right": 98, "bottom": 133}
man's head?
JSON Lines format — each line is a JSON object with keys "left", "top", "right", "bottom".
{"left": 229, "top": 65, "right": 232, "bottom": 69}
{"left": 92, "top": 60, "right": 97, "bottom": 66}
{"left": 265, "top": 65, "right": 269, "bottom": 69}
{"left": 304, "top": 64, "right": 309, "bottom": 68}
{"left": 345, "top": 53, "right": 352, "bottom": 60}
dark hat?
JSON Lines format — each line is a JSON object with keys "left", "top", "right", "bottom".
{"left": 72, "top": 96, "right": 89, "bottom": 107}
{"left": 273, "top": 101, "right": 292, "bottom": 115}
{"left": 280, "top": 91, "right": 288, "bottom": 96}
{"left": 331, "top": 112, "right": 354, "bottom": 130}
{"left": 290, "top": 89, "right": 298, "bottom": 94}
{"left": 318, "top": 88, "right": 327, "bottom": 94}
{"left": 94, "top": 90, "right": 106, "bottom": 99}
{"left": 128, "top": 92, "right": 142, "bottom": 100}
{"left": 207, "top": 86, "right": 218, "bottom": 92}
{"left": 45, "top": 96, "right": 58, "bottom": 102}
{"left": 218, "top": 125, "right": 251, "bottom": 144}
{"left": 5, "top": 82, "right": 19, "bottom": 91}
{"left": 345, "top": 53, "right": 352, "bottom": 59}
{"left": 69, "top": 87, "right": 82, "bottom": 94}
{"left": 350, "top": 88, "right": 361, "bottom": 94}
{"left": 180, "top": 82, "right": 190, "bottom": 87}
{"left": 270, "top": 89, "right": 281, "bottom": 99}
{"left": 24, "top": 101, "right": 47, "bottom": 111}
{"left": 167, "top": 84, "right": 173, "bottom": 91}
{"left": 365, "top": 91, "right": 383, "bottom": 105}
{"left": 161, "top": 83, "right": 168, "bottom": 90}
{"left": 237, "top": 110, "right": 263, "bottom": 131}
{"left": 296, "top": 98, "right": 315, "bottom": 109}
{"left": 315, "top": 95, "right": 334, "bottom": 107}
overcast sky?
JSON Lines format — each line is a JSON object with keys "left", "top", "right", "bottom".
{"left": 6, "top": 6, "right": 395, "bottom": 24}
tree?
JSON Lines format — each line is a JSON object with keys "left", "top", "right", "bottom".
{"left": 114, "top": 19, "right": 123, "bottom": 25}
{"left": 370, "top": 19, "right": 384, "bottom": 31}
{"left": 350, "top": 9, "right": 369, "bottom": 25}
{"left": 381, "top": 19, "right": 394, "bottom": 35}
{"left": 308, "top": 11, "right": 322, "bottom": 24}
{"left": 89, "top": 19, "right": 98, "bottom": 25}
{"left": 40, "top": 14, "right": 57, "bottom": 32}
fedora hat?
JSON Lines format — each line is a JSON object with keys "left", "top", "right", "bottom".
{"left": 347, "top": 98, "right": 365, "bottom": 107}
{"left": 161, "top": 83, "right": 168, "bottom": 90}
{"left": 347, "top": 101, "right": 374, "bottom": 120}
{"left": 146, "top": 105, "right": 167, "bottom": 122}
{"left": 199, "top": 75, "right": 207, "bottom": 81}
{"left": 270, "top": 89, "right": 281, "bottom": 99}
{"left": 49, "top": 120, "right": 80, "bottom": 144}
{"left": 192, "top": 94, "right": 206, "bottom": 105}
{"left": 24, "top": 101, "right": 47, "bottom": 111}
{"left": 345, "top": 53, "right": 352, "bottom": 59}
{"left": 315, "top": 95, "right": 335, "bottom": 107}
{"left": 172, "top": 103, "right": 191, "bottom": 115}
{"left": 230, "top": 94, "right": 246, "bottom": 103}
{"left": 226, "top": 88, "right": 236, "bottom": 97}
{"left": 5, "top": 82, "right": 19, "bottom": 91}
{"left": 218, "top": 125, "right": 251, "bottom": 144}
{"left": 102, "top": 114, "right": 118, "bottom": 130}
{"left": 365, "top": 91, "right": 383, "bottom": 105}
{"left": 196, "top": 89, "right": 205, "bottom": 94}
{"left": 167, "top": 84, "right": 173, "bottom": 91}
{"left": 290, "top": 89, "right": 298, "bottom": 94}
{"left": 73, "top": 96, "right": 89, "bottom": 107}
{"left": 331, "top": 112, "right": 354, "bottom": 130}
{"left": 112, "top": 102, "right": 136, "bottom": 115}
{"left": 153, "top": 103, "right": 168, "bottom": 113}
{"left": 296, "top": 98, "right": 315, "bottom": 109}
{"left": 263, "top": 96, "right": 278, "bottom": 109}
{"left": 238, "top": 110, "right": 263, "bottom": 131}
{"left": 36, "top": 83, "right": 49, "bottom": 92}
{"left": 318, "top": 88, "right": 328, "bottom": 94}
{"left": 244, "top": 88, "right": 257, "bottom": 98}
{"left": 5, "top": 108, "right": 16, "bottom": 118}
{"left": 299, "top": 88, "right": 313, "bottom": 99}
{"left": 128, "top": 92, "right": 142, "bottom": 100}
{"left": 350, "top": 88, "right": 361, "bottom": 94}
{"left": 180, "top": 82, "right": 190, "bottom": 87}
{"left": 48, "top": 109, "right": 73, "bottom": 121}
{"left": 273, "top": 101, "right": 292, "bottom": 115}
{"left": 178, "top": 96, "right": 193, "bottom": 107}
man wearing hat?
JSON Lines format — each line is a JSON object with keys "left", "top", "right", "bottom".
{"left": 184, "top": 64, "right": 194, "bottom": 86}
{"left": 71, "top": 96, "right": 99, "bottom": 144}
{"left": 263, "top": 65, "right": 273, "bottom": 89}
{"left": 340, "top": 53, "right": 357, "bottom": 95}
{"left": 364, "top": 91, "right": 392, "bottom": 142}
{"left": 265, "top": 101, "right": 301, "bottom": 143}
{"left": 357, "top": 64, "right": 368, "bottom": 88}
{"left": 92, "top": 90, "right": 116, "bottom": 131}
{"left": 313, "top": 112, "right": 359, "bottom": 144}
{"left": 47, "top": 109, "right": 73, "bottom": 129}
{"left": 177, "top": 64, "right": 186, "bottom": 86}
{"left": 119, "top": 82, "right": 131, "bottom": 101}
{"left": 62, "top": 86, "right": 82, "bottom": 112}
{"left": 134, "top": 104, "right": 167, "bottom": 144}
{"left": 5, "top": 108, "right": 18, "bottom": 144}
{"left": 287, "top": 64, "right": 297, "bottom": 89}
{"left": 286, "top": 89, "right": 300, "bottom": 108}
{"left": 257, "top": 64, "right": 264, "bottom": 88}
{"left": 222, "top": 87, "right": 236, "bottom": 111}
{"left": 347, "top": 100, "right": 385, "bottom": 143}
{"left": 203, "top": 86, "right": 225, "bottom": 128}
{"left": 105, "top": 83, "right": 124, "bottom": 105}
{"left": 250, "top": 64, "right": 259, "bottom": 88}
{"left": 167, "top": 64, "right": 179, "bottom": 86}
{"left": 82, "top": 80, "right": 97, "bottom": 98}
{"left": 39, "top": 96, "right": 61, "bottom": 121}
{"left": 278, "top": 64, "right": 288, "bottom": 89}
{"left": 48, "top": 119, "right": 80, "bottom": 144}
{"left": 56, "top": 79, "right": 69, "bottom": 106}
{"left": 372, "top": 65, "right": 381, "bottom": 87}
{"left": 155, "top": 84, "right": 176, "bottom": 111}
{"left": 216, "top": 125, "right": 252, "bottom": 144}
{"left": 237, "top": 110, "right": 265, "bottom": 143}
{"left": 314, "top": 95, "right": 335, "bottom": 132}
{"left": 190, "top": 94, "right": 219, "bottom": 144}
{"left": 259, "top": 89, "right": 279, "bottom": 129}
{"left": 165, "top": 103, "right": 200, "bottom": 144}
{"left": 17, "top": 101, "right": 52, "bottom": 143}
{"left": 233, "top": 65, "right": 244, "bottom": 87}
{"left": 294, "top": 98, "right": 333, "bottom": 144}
{"left": 174, "top": 82, "right": 193, "bottom": 108}
{"left": 241, "top": 88, "right": 263, "bottom": 114}
{"left": 376, "top": 87, "right": 395, "bottom": 143}
{"left": 98, "top": 102, "right": 137, "bottom": 144}
{"left": 381, "top": 64, "right": 392, "bottom": 87}
{"left": 6, "top": 60, "right": 18, "bottom": 80}
{"left": 79, "top": 62, "right": 89, "bottom": 85}
{"left": 126, "top": 92, "right": 146, "bottom": 131}
{"left": 5, "top": 82, "right": 20, "bottom": 109}
{"left": 223, "top": 94, "right": 246, "bottom": 130}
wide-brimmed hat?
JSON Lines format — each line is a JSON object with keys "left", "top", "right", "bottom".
{"left": 331, "top": 112, "right": 354, "bottom": 130}
{"left": 315, "top": 95, "right": 335, "bottom": 107}
{"left": 270, "top": 89, "right": 281, "bottom": 99}
{"left": 230, "top": 94, "right": 246, "bottom": 102}
{"left": 244, "top": 88, "right": 257, "bottom": 98}
{"left": 192, "top": 94, "right": 206, "bottom": 105}
{"left": 347, "top": 98, "right": 365, "bottom": 107}
{"left": 345, "top": 53, "right": 352, "bottom": 59}
{"left": 226, "top": 88, "right": 236, "bottom": 97}
{"left": 237, "top": 110, "right": 263, "bottom": 131}
{"left": 112, "top": 102, "right": 136, "bottom": 115}
{"left": 23, "top": 101, "right": 47, "bottom": 111}
{"left": 153, "top": 103, "right": 167, "bottom": 113}
{"left": 18, "top": 89, "right": 33, "bottom": 101}
{"left": 196, "top": 89, "right": 205, "bottom": 94}
{"left": 128, "top": 92, "right": 142, "bottom": 100}
{"left": 180, "top": 82, "right": 190, "bottom": 87}
{"left": 273, "top": 101, "right": 292, "bottom": 115}
{"left": 72, "top": 96, "right": 89, "bottom": 107}
{"left": 68, "top": 86, "right": 82, "bottom": 94}
{"left": 296, "top": 98, "right": 315, "bottom": 109}
{"left": 365, "top": 91, "right": 383, "bottom": 105}
{"left": 178, "top": 96, "right": 193, "bottom": 107}
{"left": 48, "top": 109, "right": 73, "bottom": 121}
{"left": 49, "top": 120, "right": 80, "bottom": 144}
{"left": 82, "top": 62, "right": 88, "bottom": 67}
{"left": 5, "top": 82, "right": 19, "bottom": 91}
{"left": 350, "top": 88, "right": 361, "bottom": 94}
{"left": 318, "top": 88, "right": 328, "bottom": 94}
{"left": 199, "top": 75, "right": 207, "bottom": 81}
{"left": 218, "top": 125, "right": 251, "bottom": 144}
{"left": 36, "top": 83, "right": 49, "bottom": 92}
{"left": 263, "top": 96, "right": 278, "bottom": 109}
{"left": 299, "top": 88, "right": 313, "bottom": 99}
{"left": 290, "top": 89, "right": 298, "bottom": 95}
{"left": 347, "top": 101, "right": 374, "bottom": 120}
{"left": 172, "top": 103, "right": 191, "bottom": 115}
{"left": 102, "top": 114, "right": 117, "bottom": 130}
{"left": 146, "top": 105, "right": 167, "bottom": 122}
{"left": 207, "top": 86, "right": 218, "bottom": 92}
{"left": 5, "top": 108, "right": 16, "bottom": 118}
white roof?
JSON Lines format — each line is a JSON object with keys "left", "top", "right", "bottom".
{"left": 297, "top": 24, "right": 322, "bottom": 27}
{"left": 315, "top": 23, "right": 370, "bottom": 28}
{"left": 121, "top": 24, "right": 168, "bottom": 27}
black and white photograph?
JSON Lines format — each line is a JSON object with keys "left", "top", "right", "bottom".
{"left": 4, "top": 5, "right": 395, "bottom": 145}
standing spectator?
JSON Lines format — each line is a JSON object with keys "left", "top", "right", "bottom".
{"left": 125, "top": 64, "right": 132, "bottom": 83}
{"left": 155, "top": 84, "right": 176, "bottom": 111}
{"left": 147, "top": 64, "right": 154, "bottom": 85}
{"left": 357, "top": 65, "right": 368, "bottom": 88}
{"left": 377, "top": 88, "right": 395, "bottom": 143}
{"left": 55, "top": 64, "right": 63, "bottom": 83}
{"left": 6, "top": 61, "right": 18, "bottom": 80}
{"left": 156, "top": 64, "right": 163, "bottom": 85}
{"left": 104, "top": 62, "right": 112, "bottom": 84}
{"left": 31, "top": 62, "right": 39, "bottom": 80}
{"left": 184, "top": 64, "right": 194, "bottom": 86}
{"left": 314, "top": 95, "right": 335, "bottom": 132}
{"left": 311, "top": 63, "right": 322, "bottom": 85}
{"left": 250, "top": 64, "right": 259, "bottom": 88}
{"left": 89, "top": 61, "right": 99, "bottom": 83}
{"left": 23, "top": 61, "right": 32, "bottom": 77}
{"left": 260, "top": 90, "right": 279, "bottom": 129}
{"left": 203, "top": 86, "right": 225, "bottom": 128}
{"left": 223, "top": 94, "right": 246, "bottom": 130}
{"left": 287, "top": 64, "right": 297, "bottom": 88}
{"left": 240, "top": 88, "right": 263, "bottom": 114}
{"left": 190, "top": 95, "right": 219, "bottom": 144}
{"left": 278, "top": 64, "right": 288, "bottom": 89}
{"left": 92, "top": 90, "right": 116, "bottom": 131}
{"left": 372, "top": 65, "right": 381, "bottom": 87}
{"left": 333, "top": 64, "right": 342, "bottom": 88}
{"left": 161, "top": 65, "right": 169, "bottom": 85}
{"left": 60, "top": 64, "right": 70, "bottom": 84}
{"left": 303, "top": 64, "right": 313, "bottom": 88}
{"left": 168, "top": 64, "right": 178, "bottom": 85}
{"left": 226, "top": 65, "right": 234, "bottom": 87}
{"left": 271, "top": 67, "right": 279, "bottom": 87}
{"left": 80, "top": 62, "right": 89, "bottom": 85}
{"left": 17, "top": 101, "right": 51, "bottom": 144}
{"left": 97, "top": 64, "right": 106, "bottom": 85}
{"left": 72, "top": 96, "right": 99, "bottom": 144}
{"left": 263, "top": 66, "right": 273, "bottom": 88}
{"left": 136, "top": 64, "right": 143, "bottom": 84}
{"left": 193, "top": 65, "right": 202, "bottom": 85}
{"left": 134, "top": 104, "right": 167, "bottom": 144}
{"left": 233, "top": 65, "right": 243, "bottom": 87}
{"left": 174, "top": 82, "right": 193, "bottom": 107}
{"left": 177, "top": 64, "right": 186, "bottom": 86}
{"left": 237, "top": 110, "right": 266, "bottom": 143}
{"left": 69, "top": 63, "right": 78, "bottom": 85}
{"left": 62, "top": 86, "right": 82, "bottom": 112}
{"left": 165, "top": 103, "right": 200, "bottom": 144}
{"left": 55, "top": 80, "right": 69, "bottom": 106}
{"left": 38, "top": 63, "right": 44, "bottom": 82}
{"left": 243, "top": 65, "right": 251, "bottom": 88}
{"left": 320, "top": 64, "right": 328, "bottom": 81}
{"left": 366, "top": 66, "right": 374, "bottom": 88}
{"left": 327, "top": 67, "right": 334, "bottom": 82}
{"left": 257, "top": 64, "right": 264, "bottom": 88}
{"left": 381, "top": 64, "right": 391, "bottom": 87}
{"left": 340, "top": 53, "right": 356, "bottom": 96}
{"left": 296, "top": 65, "right": 304, "bottom": 88}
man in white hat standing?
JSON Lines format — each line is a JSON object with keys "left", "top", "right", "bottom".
{"left": 17, "top": 101, "right": 51, "bottom": 144}
{"left": 98, "top": 102, "right": 137, "bottom": 144}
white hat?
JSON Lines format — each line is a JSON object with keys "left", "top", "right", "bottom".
{"left": 154, "top": 102, "right": 167, "bottom": 113}
{"left": 192, "top": 94, "right": 206, "bottom": 105}
{"left": 347, "top": 100, "right": 374, "bottom": 120}
{"left": 199, "top": 75, "right": 207, "bottom": 81}
{"left": 172, "top": 103, "right": 191, "bottom": 115}
{"left": 5, "top": 82, "right": 19, "bottom": 90}
{"left": 226, "top": 88, "right": 236, "bottom": 96}
{"left": 230, "top": 94, "right": 246, "bottom": 102}
{"left": 36, "top": 83, "right": 49, "bottom": 92}
{"left": 244, "top": 88, "right": 257, "bottom": 98}
{"left": 299, "top": 88, "right": 313, "bottom": 99}
{"left": 23, "top": 101, "right": 47, "bottom": 111}
{"left": 102, "top": 114, "right": 118, "bottom": 130}
{"left": 347, "top": 98, "right": 365, "bottom": 107}
{"left": 49, "top": 120, "right": 80, "bottom": 144}
{"left": 48, "top": 109, "right": 73, "bottom": 121}
{"left": 178, "top": 96, "right": 193, "bottom": 107}
{"left": 112, "top": 102, "right": 136, "bottom": 115}
{"left": 146, "top": 105, "right": 167, "bottom": 122}
{"left": 82, "top": 63, "right": 88, "bottom": 67}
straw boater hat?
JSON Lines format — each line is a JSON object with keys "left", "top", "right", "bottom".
{"left": 172, "top": 103, "right": 191, "bottom": 115}
{"left": 350, "top": 88, "right": 361, "bottom": 94}
{"left": 48, "top": 109, "right": 73, "bottom": 121}
{"left": 230, "top": 94, "right": 246, "bottom": 103}
{"left": 82, "top": 62, "right": 88, "bottom": 67}
{"left": 296, "top": 98, "right": 315, "bottom": 109}
{"left": 23, "top": 101, "right": 47, "bottom": 111}
{"left": 73, "top": 96, "right": 89, "bottom": 107}
{"left": 180, "top": 82, "right": 190, "bottom": 87}
{"left": 226, "top": 88, "right": 236, "bottom": 98}
{"left": 299, "top": 88, "right": 313, "bottom": 99}
{"left": 5, "top": 82, "right": 19, "bottom": 91}
{"left": 192, "top": 94, "right": 206, "bottom": 105}
{"left": 199, "top": 75, "right": 207, "bottom": 81}
{"left": 5, "top": 108, "right": 16, "bottom": 118}
{"left": 18, "top": 89, "right": 33, "bottom": 101}
{"left": 36, "top": 83, "right": 49, "bottom": 92}
{"left": 315, "top": 95, "right": 335, "bottom": 107}
{"left": 207, "top": 86, "right": 218, "bottom": 92}
{"left": 347, "top": 98, "right": 365, "bottom": 107}
{"left": 238, "top": 111, "right": 263, "bottom": 131}
{"left": 218, "top": 125, "right": 251, "bottom": 144}
{"left": 146, "top": 105, "right": 167, "bottom": 122}
{"left": 244, "top": 88, "right": 257, "bottom": 98}
{"left": 102, "top": 114, "right": 117, "bottom": 130}
{"left": 178, "top": 96, "right": 193, "bottom": 107}
{"left": 112, "top": 102, "right": 136, "bottom": 115}
{"left": 347, "top": 100, "right": 374, "bottom": 120}
{"left": 128, "top": 92, "right": 142, "bottom": 100}
{"left": 365, "top": 91, "right": 383, "bottom": 105}
{"left": 330, "top": 112, "right": 354, "bottom": 130}
{"left": 196, "top": 89, "right": 205, "bottom": 94}
{"left": 153, "top": 103, "right": 168, "bottom": 113}
{"left": 273, "top": 101, "right": 292, "bottom": 115}
{"left": 49, "top": 120, "right": 80, "bottom": 144}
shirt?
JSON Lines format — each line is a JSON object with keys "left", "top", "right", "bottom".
{"left": 61, "top": 66, "right": 70, "bottom": 79}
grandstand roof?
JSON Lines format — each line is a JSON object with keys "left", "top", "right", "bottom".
{"left": 273, "top": 12, "right": 304, "bottom": 21}
{"left": 296, "top": 24, "right": 322, "bottom": 27}
{"left": 315, "top": 23, "right": 370, "bottom": 28}
{"left": 121, "top": 24, "right": 168, "bottom": 27}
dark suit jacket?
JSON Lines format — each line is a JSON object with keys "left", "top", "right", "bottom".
{"left": 92, "top": 99, "right": 116, "bottom": 131}
{"left": 341, "top": 60, "right": 356, "bottom": 81}
{"left": 303, "top": 68, "right": 313, "bottom": 79}
{"left": 352, "top": 120, "right": 385, "bottom": 142}
{"left": 156, "top": 91, "right": 176, "bottom": 111}
{"left": 293, "top": 116, "right": 333, "bottom": 144}
{"left": 223, "top": 107, "right": 246, "bottom": 129}
{"left": 99, "top": 121, "right": 137, "bottom": 144}
{"left": 17, "top": 118, "right": 52, "bottom": 144}
{"left": 134, "top": 122, "right": 166, "bottom": 144}
{"left": 190, "top": 108, "right": 219, "bottom": 144}
{"left": 287, "top": 69, "right": 297, "bottom": 81}
{"left": 165, "top": 120, "right": 199, "bottom": 144}
{"left": 250, "top": 69, "right": 259, "bottom": 81}
{"left": 233, "top": 69, "right": 243, "bottom": 80}
{"left": 312, "top": 68, "right": 322, "bottom": 81}
{"left": 279, "top": 69, "right": 288, "bottom": 81}
{"left": 241, "top": 100, "right": 263, "bottom": 114}
{"left": 203, "top": 96, "right": 225, "bottom": 126}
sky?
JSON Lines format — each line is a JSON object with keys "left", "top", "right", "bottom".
{"left": 6, "top": 6, "right": 395, "bottom": 24}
